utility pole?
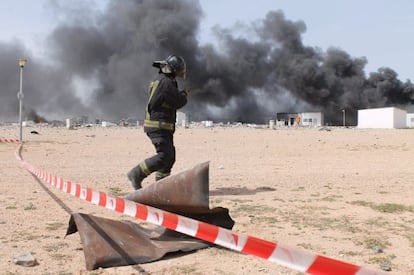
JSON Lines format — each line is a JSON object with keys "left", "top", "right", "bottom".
{"left": 18, "top": 59, "right": 27, "bottom": 143}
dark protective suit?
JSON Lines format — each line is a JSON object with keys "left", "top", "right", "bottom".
{"left": 128, "top": 74, "right": 187, "bottom": 189}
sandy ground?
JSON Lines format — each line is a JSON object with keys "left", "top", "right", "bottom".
{"left": 0, "top": 125, "right": 413, "bottom": 275}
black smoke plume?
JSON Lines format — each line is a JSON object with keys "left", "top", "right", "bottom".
{"left": 0, "top": 0, "right": 413, "bottom": 125}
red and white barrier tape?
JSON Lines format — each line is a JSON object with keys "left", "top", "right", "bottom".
{"left": 0, "top": 137, "right": 19, "bottom": 143}
{"left": 13, "top": 142, "right": 382, "bottom": 275}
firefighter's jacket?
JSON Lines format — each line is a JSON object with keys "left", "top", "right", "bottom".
{"left": 144, "top": 75, "right": 187, "bottom": 134}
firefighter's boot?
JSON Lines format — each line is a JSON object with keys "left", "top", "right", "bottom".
{"left": 155, "top": 171, "right": 170, "bottom": 181}
{"left": 127, "top": 163, "right": 149, "bottom": 190}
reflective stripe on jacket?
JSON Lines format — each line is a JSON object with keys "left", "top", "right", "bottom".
{"left": 144, "top": 80, "right": 174, "bottom": 130}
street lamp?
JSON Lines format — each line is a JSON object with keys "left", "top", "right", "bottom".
{"left": 18, "top": 59, "right": 27, "bottom": 143}
{"left": 342, "top": 109, "right": 346, "bottom": 127}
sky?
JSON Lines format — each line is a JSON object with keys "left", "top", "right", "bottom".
{"left": 1, "top": 0, "right": 413, "bottom": 81}
{"left": 1, "top": 0, "right": 413, "bottom": 124}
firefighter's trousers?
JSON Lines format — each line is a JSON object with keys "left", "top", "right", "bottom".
{"left": 143, "top": 131, "right": 176, "bottom": 178}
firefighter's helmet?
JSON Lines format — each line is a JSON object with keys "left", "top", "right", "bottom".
{"left": 152, "top": 55, "right": 186, "bottom": 79}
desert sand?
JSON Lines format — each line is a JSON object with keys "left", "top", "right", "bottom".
{"left": 1, "top": 125, "right": 413, "bottom": 274}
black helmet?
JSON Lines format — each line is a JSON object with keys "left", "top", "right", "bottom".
{"left": 152, "top": 55, "right": 186, "bottom": 79}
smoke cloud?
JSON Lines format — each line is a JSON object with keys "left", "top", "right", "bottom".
{"left": 1, "top": 0, "right": 413, "bottom": 125}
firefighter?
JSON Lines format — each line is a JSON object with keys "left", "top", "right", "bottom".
{"left": 127, "top": 55, "right": 188, "bottom": 190}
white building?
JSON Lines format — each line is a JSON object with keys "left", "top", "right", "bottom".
{"left": 407, "top": 113, "right": 414, "bottom": 128}
{"left": 300, "top": 112, "right": 324, "bottom": 127}
{"left": 176, "top": 111, "right": 189, "bottom": 128}
{"left": 357, "top": 107, "right": 407, "bottom": 129}
{"left": 22, "top": 120, "right": 35, "bottom": 127}
{"left": 102, "top": 121, "right": 116, "bottom": 127}
{"left": 276, "top": 112, "right": 324, "bottom": 127}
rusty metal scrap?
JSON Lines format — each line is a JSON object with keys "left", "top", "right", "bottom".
{"left": 124, "top": 162, "right": 210, "bottom": 212}
{"left": 66, "top": 162, "right": 235, "bottom": 270}
{"left": 67, "top": 213, "right": 209, "bottom": 270}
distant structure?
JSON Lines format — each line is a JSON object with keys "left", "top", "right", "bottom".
{"left": 357, "top": 107, "right": 407, "bottom": 129}
{"left": 276, "top": 113, "right": 297, "bottom": 127}
{"left": 102, "top": 121, "right": 117, "bottom": 127}
{"left": 22, "top": 120, "right": 35, "bottom": 127}
{"left": 176, "top": 111, "right": 189, "bottom": 128}
{"left": 66, "top": 118, "right": 73, "bottom": 129}
{"left": 276, "top": 112, "right": 323, "bottom": 127}
{"left": 66, "top": 116, "right": 89, "bottom": 128}
{"left": 300, "top": 112, "right": 324, "bottom": 127}
{"left": 407, "top": 113, "right": 414, "bottom": 128}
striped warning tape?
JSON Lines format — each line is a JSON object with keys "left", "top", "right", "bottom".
{"left": 13, "top": 142, "right": 383, "bottom": 275}
{"left": 0, "top": 137, "right": 20, "bottom": 143}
